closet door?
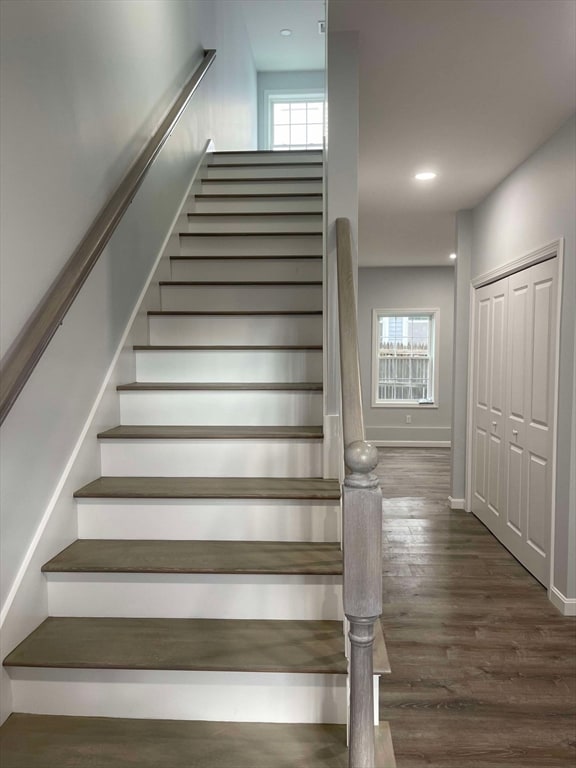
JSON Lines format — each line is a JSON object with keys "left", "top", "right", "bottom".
{"left": 471, "top": 279, "right": 508, "bottom": 537}
{"left": 470, "top": 258, "right": 558, "bottom": 587}
{"left": 502, "top": 258, "right": 557, "bottom": 585}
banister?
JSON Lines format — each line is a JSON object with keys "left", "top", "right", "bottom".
{"left": 335, "top": 217, "right": 383, "bottom": 768}
{"left": 0, "top": 49, "right": 216, "bottom": 426}
{"left": 335, "top": 217, "right": 365, "bottom": 448}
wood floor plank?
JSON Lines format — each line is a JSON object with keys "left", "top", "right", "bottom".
{"left": 376, "top": 448, "right": 576, "bottom": 768}
{"left": 3, "top": 618, "right": 347, "bottom": 673}
{"left": 42, "top": 540, "right": 343, "bottom": 575}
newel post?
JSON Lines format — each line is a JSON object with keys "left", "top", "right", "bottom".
{"left": 343, "top": 440, "right": 383, "bottom": 768}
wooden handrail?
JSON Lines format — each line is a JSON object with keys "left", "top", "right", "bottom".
{"left": 335, "top": 217, "right": 383, "bottom": 768}
{"left": 0, "top": 49, "right": 216, "bottom": 426}
{"left": 335, "top": 218, "right": 365, "bottom": 447}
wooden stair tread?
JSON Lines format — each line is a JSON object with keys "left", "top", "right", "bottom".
{"left": 116, "top": 382, "right": 323, "bottom": 391}
{"left": 374, "top": 620, "right": 392, "bottom": 675}
{"left": 0, "top": 715, "right": 371, "bottom": 768}
{"left": 179, "top": 231, "right": 322, "bottom": 237}
{"left": 194, "top": 192, "right": 323, "bottom": 199}
{"left": 4, "top": 617, "right": 347, "bottom": 673}
{"left": 42, "top": 540, "right": 342, "bottom": 575}
{"left": 147, "top": 310, "right": 322, "bottom": 316}
{"left": 206, "top": 163, "right": 323, "bottom": 168}
{"left": 97, "top": 425, "right": 324, "bottom": 439}
{"left": 133, "top": 345, "right": 323, "bottom": 350}
{"left": 170, "top": 254, "right": 322, "bottom": 260}
{"left": 74, "top": 476, "right": 341, "bottom": 500}
{"left": 212, "top": 150, "right": 322, "bottom": 156}
{"left": 200, "top": 177, "right": 322, "bottom": 182}
{"left": 159, "top": 280, "right": 321, "bottom": 286}
{"left": 188, "top": 211, "right": 322, "bottom": 217}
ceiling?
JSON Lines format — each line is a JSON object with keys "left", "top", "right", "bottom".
{"left": 239, "top": 0, "right": 326, "bottom": 71}
{"left": 240, "top": 0, "right": 576, "bottom": 267}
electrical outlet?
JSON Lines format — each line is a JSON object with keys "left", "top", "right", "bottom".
{"left": 405, "top": 414, "right": 412, "bottom": 424}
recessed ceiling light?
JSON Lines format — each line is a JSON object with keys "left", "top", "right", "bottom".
{"left": 280, "top": 29, "right": 292, "bottom": 36}
{"left": 415, "top": 171, "right": 437, "bottom": 181}
{"left": 449, "top": 253, "right": 457, "bottom": 260}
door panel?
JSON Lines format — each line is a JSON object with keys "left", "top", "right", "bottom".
{"left": 474, "top": 428, "right": 487, "bottom": 503}
{"left": 507, "top": 443, "right": 523, "bottom": 535}
{"left": 527, "top": 453, "right": 547, "bottom": 556}
{"left": 487, "top": 434, "right": 502, "bottom": 516}
{"left": 508, "top": 284, "right": 528, "bottom": 422}
{"left": 471, "top": 283, "right": 507, "bottom": 535}
{"left": 530, "top": 278, "right": 554, "bottom": 429}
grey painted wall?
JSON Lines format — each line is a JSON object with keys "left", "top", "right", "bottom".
{"left": 0, "top": 0, "right": 257, "bottom": 612}
{"left": 453, "top": 114, "right": 576, "bottom": 600}
{"left": 257, "top": 70, "right": 325, "bottom": 149}
{"left": 358, "top": 267, "right": 455, "bottom": 444}
{"left": 324, "top": 31, "right": 359, "bottom": 479}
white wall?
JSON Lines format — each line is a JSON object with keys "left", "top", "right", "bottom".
{"left": 453, "top": 115, "right": 576, "bottom": 602}
{"left": 257, "top": 70, "right": 325, "bottom": 149}
{"left": 358, "top": 267, "right": 454, "bottom": 444}
{"left": 0, "top": 0, "right": 256, "bottom": 721}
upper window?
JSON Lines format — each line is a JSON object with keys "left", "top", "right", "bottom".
{"left": 372, "top": 310, "right": 438, "bottom": 407}
{"left": 269, "top": 97, "right": 325, "bottom": 151}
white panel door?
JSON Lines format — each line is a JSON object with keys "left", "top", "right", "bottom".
{"left": 471, "top": 258, "right": 558, "bottom": 586}
{"left": 471, "top": 280, "right": 509, "bottom": 538}
{"left": 501, "top": 258, "right": 558, "bottom": 584}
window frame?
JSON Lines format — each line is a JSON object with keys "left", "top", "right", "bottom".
{"left": 371, "top": 308, "right": 440, "bottom": 408}
{"left": 264, "top": 90, "right": 325, "bottom": 151}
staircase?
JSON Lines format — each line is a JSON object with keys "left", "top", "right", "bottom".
{"left": 1, "top": 150, "right": 392, "bottom": 766}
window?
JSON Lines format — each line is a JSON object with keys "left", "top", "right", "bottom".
{"left": 268, "top": 96, "right": 325, "bottom": 151}
{"left": 372, "top": 310, "right": 438, "bottom": 407}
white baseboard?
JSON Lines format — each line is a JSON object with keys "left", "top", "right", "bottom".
{"left": 448, "top": 496, "right": 467, "bottom": 510}
{"left": 549, "top": 586, "right": 576, "bottom": 616}
{"left": 369, "top": 440, "right": 451, "bottom": 448}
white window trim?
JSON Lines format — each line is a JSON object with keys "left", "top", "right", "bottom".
{"left": 264, "top": 90, "right": 325, "bottom": 151}
{"left": 371, "top": 308, "right": 440, "bottom": 409}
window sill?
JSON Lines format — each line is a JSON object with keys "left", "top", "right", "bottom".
{"left": 371, "top": 402, "right": 439, "bottom": 409}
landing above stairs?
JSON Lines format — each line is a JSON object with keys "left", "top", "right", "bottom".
{"left": 0, "top": 714, "right": 396, "bottom": 768}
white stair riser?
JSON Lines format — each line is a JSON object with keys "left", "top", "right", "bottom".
{"left": 100, "top": 439, "right": 323, "bottom": 477}
{"left": 171, "top": 257, "right": 322, "bottom": 282}
{"left": 46, "top": 575, "right": 343, "bottom": 620}
{"left": 199, "top": 180, "right": 323, "bottom": 195}
{"left": 180, "top": 234, "right": 322, "bottom": 257}
{"left": 77, "top": 499, "right": 341, "bottom": 542}
{"left": 135, "top": 349, "right": 323, "bottom": 383}
{"left": 149, "top": 315, "right": 322, "bottom": 346}
{"left": 184, "top": 214, "right": 322, "bottom": 234}
{"left": 119, "top": 391, "right": 323, "bottom": 426}
{"left": 160, "top": 284, "right": 322, "bottom": 312}
{"left": 189, "top": 197, "right": 323, "bottom": 214}
{"left": 9, "top": 669, "right": 347, "bottom": 723}
{"left": 209, "top": 152, "right": 322, "bottom": 166}
{"left": 203, "top": 165, "right": 321, "bottom": 180}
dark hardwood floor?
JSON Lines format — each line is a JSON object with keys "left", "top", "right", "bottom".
{"left": 376, "top": 448, "right": 576, "bottom": 768}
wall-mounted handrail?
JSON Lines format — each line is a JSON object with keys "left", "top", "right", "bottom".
{"left": 335, "top": 217, "right": 383, "bottom": 768}
{"left": 0, "top": 49, "right": 217, "bottom": 426}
